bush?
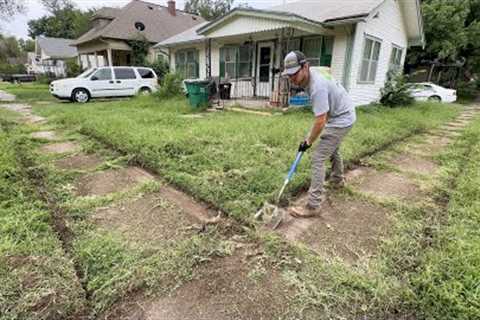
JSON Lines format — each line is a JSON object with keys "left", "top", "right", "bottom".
{"left": 154, "top": 73, "right": 184, "bottom": 99}
{"left": 380, "top": 70, "right": 415, "bottom": 107}
{"left": 144, "top": 59, "right": 169, "bottom": 81}
{"left": 455, "top": 80, "right": 478, "bottom": 99}
{"left": 0, "top": 63, "right": 26, "bottom": 75}
{"left": 65, "top": 59, "right": 82, "bottom": 78}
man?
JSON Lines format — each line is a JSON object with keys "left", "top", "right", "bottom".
{"left": 283, "top": 51, "right": 356, "bottom": 218}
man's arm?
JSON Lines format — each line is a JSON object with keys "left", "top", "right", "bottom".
{"left": 306, "top": 113, "right": 327, "bottom": 145}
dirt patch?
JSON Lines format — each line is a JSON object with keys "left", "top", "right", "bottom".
{"left": 157, "top": 185, "right": 220, "bottom": 222}
{"left": 278, "top": 195, "right": 390, "bottom": 264}
{"left": 54, "top": 153, "right": 103, "bottom": 171}
{"left": 349, "top": 167, "right": 422, "bottom": 201}
{"left": 0, "top": 103, "right": 30, "bottom": 113}
{"left": 92, "top": 193, "right": 200, "bottom": 246}
{"left": 31, "top": 131, "right": 57, "bottom": 141}
{"left": 0, "top": 90, "right": 15, "bottom": 102}
{"left": 106, "top": 254, "right": 293, "bottom": 320}
{"left": 23, "top": 114, "right": 47, "bottom": 124}
{"left": 74, "top": 166, "right": 154, "bottom": 197}
{"left": 39, "top": 142, "right": 80, "bottom": 154}
{"left": 390, "top": 153, "right": 438, "bottom": 175}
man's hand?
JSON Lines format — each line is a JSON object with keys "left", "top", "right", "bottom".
{"left": 298, "top": 140, "right": 311, "bottom": 152}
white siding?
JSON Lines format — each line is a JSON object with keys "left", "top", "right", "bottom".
{"left": 207, "top": 16, "right": 292, "bottom": 38}
{"left": 330, "top": 27, "right": 349, "bottom": 83}
{"left": 348, "top": 0, "right": 409, "bottom": 106}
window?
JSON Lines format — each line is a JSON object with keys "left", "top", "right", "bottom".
{"left": 389, "top": 46, "right": 403, "bottom": 73}
{"left": 175, "top": 49, "right": 199, "bottom": 79}
{"left": 114, "top": 68, "right": 136, "bottom": 80}
{"left": 285, "top": 38, "right": 301, "bottom": 52}
{"left": 359, "top": 36, "right": 381, "bottom": 83}
{"left": 91, "top": 68, "right": 112, "bottom": 80}
{"left": 302, "top": 36, "right": 334, "bottom": 67}
{"left": 219, "top": 45, "right": 252, "bottom": 79}
{"left": 137, "top": 68, "right": 155, "bottom": 79}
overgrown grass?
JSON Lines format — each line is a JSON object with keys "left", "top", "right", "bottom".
{"left": 0, "top": 120, "right": 85, "bottom": 320}
{"left": 34, "top": 96, "right": 461, "bottom": 221}
{"left": 0, "top": 82, "right": 55, "bottom": 103}
{"left": 408, "top": 117, "right": 480, "bottom": 319}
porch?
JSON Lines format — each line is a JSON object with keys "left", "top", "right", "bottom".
{"left": 76, "top": 39, "right": 133, "bottom": 69}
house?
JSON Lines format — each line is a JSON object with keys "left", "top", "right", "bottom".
{"left": 28, "top": 36, "right": 78, "bottom": 77}
{"left": 156, "top": 0, "right": 424, "bottom": 106}
{"left": 71, "top": 0, "right": 205, "bottom": 69}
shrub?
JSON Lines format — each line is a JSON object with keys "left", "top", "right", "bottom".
{"left": 380, "top": 70, "right": 415, "bottom": 107}
{"left": 144, "top": 59, "right": 169, "bottom": 81}
{"left": 0, "top": 63, "right": 26, "bottom": 75}
{"left": 455, "top": 80, "right": 478, "bottom": 99}
{"left": 65, "top": 59, "right": 82, "bottom": 78}
{"left": 154, "top": 73, "right": 184, "bottom": 99}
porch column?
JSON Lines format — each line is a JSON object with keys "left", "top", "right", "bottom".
{"left": 94, "top": 51, "right": 99, "bottom": 67}
{"left": 107, "top": 48, "right": 113, "bottom": 66}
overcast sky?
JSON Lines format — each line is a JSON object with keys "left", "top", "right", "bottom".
{"left": 1, "top": 0, "right": 287, "bottom": 39}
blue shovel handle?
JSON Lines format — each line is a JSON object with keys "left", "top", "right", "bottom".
{"left": 286, "top": 151, "right": 304, "bottom": 182}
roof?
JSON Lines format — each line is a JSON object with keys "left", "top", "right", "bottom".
{"left": 156, "top": 21, "right": 209, "bottom": 47}
{"left": 37, "top": 36, "right": 78, "bottom": 58}
{"left": 93, "top": 7, "right": 122, "bottom": 19}
{"left": 73, "top": 0, "right": 205, "bottom": 46}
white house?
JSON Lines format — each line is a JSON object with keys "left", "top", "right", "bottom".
{"left": 28, "top": 36, "right": 78, "bottom": 77}
{"left": 156, "top": 0, "right": 424, "bottom": 106}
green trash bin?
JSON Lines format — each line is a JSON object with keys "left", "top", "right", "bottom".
{"left": 184, "top": 80, "right": 211, "bottom": 108}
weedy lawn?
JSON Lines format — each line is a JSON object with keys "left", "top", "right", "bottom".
{"left": 0, "top": 82, "right": 55, "bottom": 103}
{"left": 0, "top": 110, "right": 86, "bottom": 319}
{"left": 35, "top": 96, "right": 461, "bottom": 221}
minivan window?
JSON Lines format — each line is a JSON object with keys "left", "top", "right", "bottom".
{"left": 91, "top": 68, "right": 112, "bottom": 81}
{"left": 114, "top": 68, "right": 136, "bottom": 80}
{"left": 137, "top": 68, "right": 155, "bottom": 79}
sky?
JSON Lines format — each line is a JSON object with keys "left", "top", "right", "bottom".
{"left": 1, "top": 0, "right": 287, "bottom": 39}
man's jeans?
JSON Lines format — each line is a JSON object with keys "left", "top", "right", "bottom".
{"left": 308, "top": 125, "right": 352, "bottom": 208}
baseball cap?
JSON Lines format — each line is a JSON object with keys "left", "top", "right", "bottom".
{"left": 282, "top": 51, "right": 307, "bottom": 76}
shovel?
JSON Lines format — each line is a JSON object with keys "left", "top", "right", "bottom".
{"left": 255, "top": 151, "right": 304, "bottom": 229}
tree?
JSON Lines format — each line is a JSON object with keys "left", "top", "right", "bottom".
{"left": 18, "top": 38, "right": 35, "bottom": 52}
{"left": 0, "top": 0, "right": 25, "bottom": 20}
{"left": 0, "top": 34, "right": 22, "bottom": 62}
{"left": 407, "top": 0, "right": 480, "bottom": 80}
{"left": 184, "top": 0, "right": 234, "bottom": 20}
{"left": 27, "top": 0, "right": 94, "bottom": 39}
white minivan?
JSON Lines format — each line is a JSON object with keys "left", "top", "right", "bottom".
{"left": 50, "top": 66, "right": 158, "bottom": 103}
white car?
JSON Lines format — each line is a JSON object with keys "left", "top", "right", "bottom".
{"left": 408, "top": 82, "right": 457, "bottom": 103}
{"left": 50, "top": 66, "right": 158, "bottom": 103}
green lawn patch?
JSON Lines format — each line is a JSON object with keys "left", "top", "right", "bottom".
{"left": 409, "top": 117, "right": 480, "bottom": 319}
{"left": 0, "top": 121, "right": 85, "bottom": 320}
{"left": 35, "top": 96, "right": 461, "bottom": 221}
{"left": 0, "top": 82, "right": 55, "bottom": 103}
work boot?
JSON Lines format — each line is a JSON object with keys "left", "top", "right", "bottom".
{"left": 289, "top": 195, "right": 326, "bottom": 218}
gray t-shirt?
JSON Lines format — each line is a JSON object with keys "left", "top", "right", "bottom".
{"left": 306, "top": 69, "right": 356, "bottom": 128}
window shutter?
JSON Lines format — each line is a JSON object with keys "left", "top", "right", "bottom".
{"left": 320, "top": 37, "right": 333, "bottom": 67}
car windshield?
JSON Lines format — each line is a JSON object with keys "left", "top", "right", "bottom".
{"left": 77, "top": 68, "right": 97, "bottom": 78}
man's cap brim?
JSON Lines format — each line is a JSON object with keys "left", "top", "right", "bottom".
{"left": 282, "top": 65, "right": 301, "bottom": 76}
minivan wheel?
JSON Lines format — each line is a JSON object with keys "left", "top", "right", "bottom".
{"left": 139, "top": 87, "right": 152, "bottom": 96}
{"left": 428, "top": 95, "right": 442, "bottom": 102}
{"left": 72, "top": 88, "right": 90, "bottom": 103}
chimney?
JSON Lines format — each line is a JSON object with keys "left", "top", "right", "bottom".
{"left": 167, "top": 0, "right": 176, "bottom": 16}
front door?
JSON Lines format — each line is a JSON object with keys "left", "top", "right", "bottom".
{"left": 256, "top": 42, "right": 273, "bottom": 97}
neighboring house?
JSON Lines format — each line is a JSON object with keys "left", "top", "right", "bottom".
{"left": 28, "top": 36, "right": 78, "bottom": 77}
{"left": 156, "top": 0, "right": 424, "bottom": 106}
{"left": 72, "top": 0, "right": 205, "bottom": 69}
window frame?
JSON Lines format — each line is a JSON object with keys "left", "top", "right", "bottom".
{"left": 358, "top": 35, "right": 382, "bottom": 84}
{"left": 219, "top": 45, "right": 252, "bottom": 79}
